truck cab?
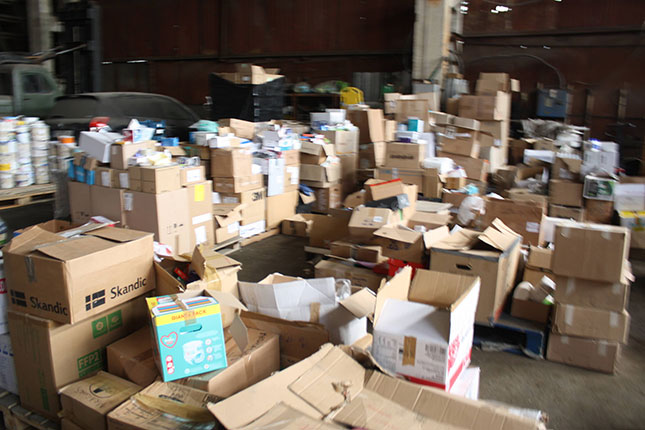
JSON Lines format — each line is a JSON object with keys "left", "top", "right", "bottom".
{"left": 0, "top": 64, "right": 61, "bottom": 117}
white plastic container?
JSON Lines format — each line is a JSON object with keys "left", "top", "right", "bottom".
{"left": 0, "top": 173, "right": 13, "bottom": 189}
{"left": 30, "top": 122, "right": 50, "bottom": 141}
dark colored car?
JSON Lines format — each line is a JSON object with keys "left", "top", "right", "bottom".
{"left": 45, "top": 92, "right": 200, "bottom": 140}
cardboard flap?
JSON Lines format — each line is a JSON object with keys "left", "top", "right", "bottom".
{"left": 5, "top": 226, "right": 65, "bottom": 255}
{"left": 35, "top": 235, "right": 114, "bottom": 261}
{"left": 433, "top": 228, "right": 480, "bottom": 250}
{"left": 373, "top": 225, "right": 420, "bottom": 245}
{"left": 479, "top": 219, "right": 521, "bottom": 251}
{"left": 207, "top": 289, "right": 248, "bottom": 312}
{"left": 85, "top": 226, "right": 151, "bottom": 243}
{"left": 374, "top": 266, "right": 412, "bottom": 323}
{"left": 288, "top": 347, "right": 365, "bottom": 416}
{"left": 229, "top": 313, "right": 250, "bottom": 352}
{"left": 238, "top": 403, "right": 344, "bottom": 430}
{"left": 339, "top": 288, "right": 377, "bottom": 319}
{"left": 409, "top": 269, "right": 478, "bottom": 310}
{"left": 422, "top": 225, "right": 451, "bottom": 249}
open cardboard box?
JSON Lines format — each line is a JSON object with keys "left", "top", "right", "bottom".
{"left": 373, "top": 224, "right": 449, "bottom": 264}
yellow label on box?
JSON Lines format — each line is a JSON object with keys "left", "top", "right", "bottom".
{"left": 194, "top": 184, "right": 205, "bottom": 202}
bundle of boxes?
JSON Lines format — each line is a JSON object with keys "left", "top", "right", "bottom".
{"left": 299, "top": 134, "right": 342, "bottom": 212}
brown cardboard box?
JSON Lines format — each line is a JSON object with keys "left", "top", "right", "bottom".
{"left": 321, "top": 130, "right": 359, "bottom": 154}
{"left": 442, "top": 191, "right": 469, "bottom": 208}
{"left": 440, "top": 138, "right": 480, "bottom": 158}
{"left": 549, "top": 180, "right": 583, "bottom": 207}
{"left": 110, "top": 141, "right": 155, "bottom": 170}
{"left": 181, "top": 143, "right": 211, "bottom": 160}
{"left": 384, "top": 142, "right": 425, "bottom": 169}
{"left": 188, "top": 246, "right": 241, "bottom": 297}
{"left": 282, "top": 214, "right": 315, "bottom": 237}
{"left": 300, "top": 163, "right": 341, "bottom": 184}
{"left": 506, "top": 188, "right": 549, "bottom": 206}
{"left": 549, "top": 204, "right": 585, "bottom": 221}
{"left": 436, "top": 152, "right": 488, "bottom": 181}
{"left": 69, "top": 181, "right": 92, "bottom": 224}
{"left": 300, "top": 141, "right": 335, "bottom": 165}
{"left": 584, "top": 198, "right": 614, "bottom": 224}
{"left": 483, "top": 197, "right": 546, "bottom": 246}
{"left": 445, "top": 176, "right": 466, "bottom": 190}
{"left": 374, "top": 225, "right": 448, "bottom": 264}
{"left": 90, "top": 185, "right": 126, "bottom": 226}
{"left": 375, "top": 167, "right": 424, "bottom": 188}
{"left": 219, "top": 187, "right": 266, "bottom": 205}
{"left": 458, "top": 92, "right": 510, "bottom": 121}
{"left": 552, "top": 155, "right": 582, "bottom": 181}
{"left": 358, "top": 142, "right": 386, "bottom": 169}
{"left": 554, "top": 275, "right": 629, "bottom": 313}
{"left": 4, "top": 227, "right": 154, "bottom": 324}
{"left": 480, "top": 119, "right": 510, "bottom": 147}
{"left": 311, "top": 184, "right": 342, "bottom": 212}
{"left": 280, "top": 149, "right": 300, "bottom": 165}
{"left": 128, "top": 165, "right": 181, "bottom": 194}
{"left": 510, "top": 298, "right": 551, "bottom": 324}
{"left": 383, "top": 119, "right": 396, "bottom": 143}
{"left": 124, "top": 188, "right": 192, "bottom": 256}
{"left": 180, "top": 165, "right": 206, "bottom": 186}
{"left": 422, "top": 171, "right": 443, "bottom": 199}
{"left": 476, "top": 73, "right": 512, "bottom": 93}
{"left": 107, "top": 327, "right": 159, "bottom": 387}
{"left": 339, "top": 153, "right": 358, "bottom": 197}
{"left": 330, "top": 241, "right": 383, "bottom": 263}
{"left": 9, "top": 297, "right": 148, "bottom": 418}
{"left": 348, "top": 206, "right": 394, "bottom": 239}
{"left": 240, "top": 200, "right": 265, "bottom": 225}
{"left": 430, "top": 220, "right": 522, "bottom": 324}
{"left": 407, "top": 211, "right": 451, "bottom": 231}
{"left": 114, "top": 169, "right": 129, "bottom": 189}
{"left": 183, "top": 329, "right": 279, "bottom": 397}
{"left": 552, "top": 222, "right": 629, "bottom": 283}
{"left": 215, "top": 222, "right": 240, "bottom": 243}
{"left": 60, "top": 371, "right": 141, "bottom": 430}
{"left": 186, "top": 181, "right": 214, "bottom": 248}
{"left": 211, "top": 148, "right": 253, "bottom": 177}
{"left": 213, "top": 174, "right": 263, "bottom": 193}
{"left": 218, "top": 118, "right": 255, "bottom": 139}
{"left": 552, "top": 303, "right": 630, "bottom": 343}
{"left": 365, "top": 178, "right": 405, "bottom": 201}
{"left": 266, "top": 190, "right": 298, "bottom": 229}
{"left": 315, "top": 259, "right": 384, "bottom": 292}
{"left": 527, "top": 246, "right": 553, "bottom": 270}
{"left": 523, "top": 267, "right": 554, "bottom": 287}
{"left": 547, "top": 333, "right": 620, "bottom": 374}
{"left": 347, "top": 109, "right": 385, "bottom": 143}
{"left": 394, "top": 99, "right": 431, "bottom": 126}
{"left": 107, "top": 381, "right": 219, "bottom": 430}
{"left": 308, "top": 212, "right": 351, "bottom": 249}
{"left": 96, "top": 167, "right": 117, "bottom": 188}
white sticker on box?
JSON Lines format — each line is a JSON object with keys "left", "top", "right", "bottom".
{"left": 566, "top": 278, "right": 576, "bottom": 295}
{"left": 192, "top": 213, "right": 212, "bottom": 225}
{"left": 612, "top": 283, "right": 621, "bottom": 295}
{"left": 123, "top": 193, "right": 133, "bottom": 211}
{"left": 227, "top": 222, "right": 240, "bottom": 233}
{"left": 597, "top": 342, "right": 608, "bottom": 357}
{"left": 119, "top": 172, "right": 129, "bottom": 189}
{"left": 609, "top": 312, "right": 619, "bottom": 327}
{"left": 185, "top": 168, "right": 201, "bottom": 183}
{"left": 564, "top": 306, "right": 574, "bottom": 326}
{"left": 392, "top": 168, "right": 399, "bottom": 179}
{"left": 101, "top": 171, "right": 110, "bottom": 187}
{"left": 222, "top": 196, "right": 240, "bottom": 204}
{"left": 373, "top": 216, "right": 383, "bottom": 223}
{"left": 561, "top": 336, "right": 569, "bottom": 345}
{"left": 526, "top": 222, "right": 540, "bottom": 233}
{"left": 194, "top": 226, "right": 207, "bottom": 245}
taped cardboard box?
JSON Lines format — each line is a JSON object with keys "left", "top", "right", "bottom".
{"left": 300, "top": 163, "right": 341, "bottom": 185}
{"left": 211, "top": 148, "right": 253, "bottom": 178}
{"left": 430, "top": 219, "right": 522, "bottom": 324}
{"left": 107, "top": 381, "right": 219, "bottom": 430}
{"left": 186, "top": 181, "right": 214, "bottom": 248}
{"left": 329, "top": 241, "right": 383, "bottom": 263}
{"left": 549, "top": 204, "right": 585, "bottom": 221}
{"left": 320, "top": 130, "right": 359, "bottom": 154}
{"left": 549, "top": 180, "right": 583, "bottom": 208}
{"left": 96, "top": 167, "right": 117, "bottom": 188}
{"left": 308, "top": 211, "right": 351, "bottom": 249}
{"left": 480, "top": 119, "right": 510, "bottom": 147}
{"left": 551, "top": 222, "right": 630, "bottom": 283}
{"left": 4, "top": 226, "right": 154, "bottom": 324}
{"left": 552, "top": 303, "right": 630, "bottom": 343}
{"left": 107, "top": 327, "right": 159, "bottom": 387}
{"left": 527, "top": 246, "right": 553, "bottom": 270}
{"left": 348, "top": 206, "right": 395, "bottom": 239}
{"left": 439, "top": 137, "right": 480, "bottom": 158}
{"left": 300, "top": 142, "right": 335, "bottom": 166}
{"left": 314, "top": 259, "right": 384, "bottom": 292}
{"left": 584, "top": 198, "right": 614, "bottom": 224}
{"left": 458, "top": 92, "right": 510, "bottom": 121}
{"left": 483, "top": 197, "right": 546, "bottom": 246}
{"left": 189, "top": 246, "right": 242, "bottom": 298}
{"left": 219, "top": 187, "right": 266, "bottom": 205}
{"left": 9, "top": 297, "right": 147, "bottom": 418}
{"left": 372, "top": 267, "right": 480, "bottom": 390}
{"left": 384, "top": 142, "right": 425, "bottom": 169}
{"left": 266, "top": 190, "right": 298, "bottom": 230}
{"left": 554, "top": 274, "right": 630, "bottom": 313}
{"left": 214, "top": 174, "right": 263, "bottom": 193}
{"left": 547, "top": 333, "right": 620, "bottom": 374}
{"left": 374, "top": 225, "right": 449, "bottom": 264}
{"left": 311, "top": 184, "right": 342, "bottom": 212}
{"left": 60, "top": 371, "right": 141, "bottom": 430}
{"left": 90, "top": 185, "right": 127, "bottom": 226}
{"left": 180, "top": 165, "right": 206, "bottom": 187}
{"left": 347, "top": 109, "right": 385, "bottom": 143}
{"left": 69, "top": 181, "right": 92, "bottom": 224}
{"left": 436, "top": 151, "right": 488, "bottom": 182}
{"left": 407, "top": 211, "right": 452, "bottom": 231}
{"left": 282, "top": 214, "right": 314, "bottom": 237}
{"left": 183, "top": 328, "right": 279, "bottom": 397}
{"left": 128, "top": 165, "right": 181, "bottom": 194}
{"left": 110, "top": 141, "right": 155, "bottom": 170}
{"left": 358, "top": 141, "right": 386, "bottom": 169}
{"left": 218, "top": 118, "right": 255, "bottom": 140}
{"left": 208, "top": 344, "right": 544, "bottom": 430}
{"left": 375, "top": 167, "right": 424, "bottom": 188}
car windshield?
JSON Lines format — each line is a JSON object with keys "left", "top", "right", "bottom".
{"left": 50, "top": 97, "right": 100, "bottom": 118}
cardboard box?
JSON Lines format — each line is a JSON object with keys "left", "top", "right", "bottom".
{"left": 374, "top": 225, "right": 449, "bottom": 264}
{"left": 300, "top": 141, "right": 335, "bottom": 164}
{"left": 375, "top": 167, "right": 424, "bottom": 188}
{"left": 183, "top": 328, "right": 279, "bottom": 397}
{"left": 445, "top": 176, "right": 466, "bottom": 190}
{"left": 549, "top": 180, "right": 583, "bottom": 207}
{"left": 552, "top": 155, "right": 582, "bottom": 181}
{"left": 480, "top": 119, "right": 510, "bottom": 147}
{"left": 107, "top": 381, "right": 219, "bottom": 430}
{"left": 114, "top": 169, "right": 129, "bottom": 189}
{"left": 314, "top": 259, "right": 384, "bottom": 292}
{"left": 440, "top": 138, "right": 480, "bottom": 158}
{"left": 213, "top": 203, "right": 243, "bottom": 234}
{"left": 180, "top": 165, "right": 206, "bottom": 186}
{"left": 552, "top": 303, "right": 630, "bottom": 343}
{"left": 523, "top": 267, "right": 554, "bottom": 287}
{"left": 107, "top": 327, "right": 158, "bottom": 387}
{"left": 219, "top": 187, "right": 266, "bottom": 205}
{"left": 240, "top": 200, "right": 265, "bottom": 226}
{"left": 321, "top": 130, "right": 359, "bottom": 154}
{"left": 214, "top": 174, "right": 263, "bottom": 193}
{"left": 549, "top": 204, "right": 585, "bottom": 221}
{"left": 338, "top": 153, "right": 358, "bottom": 197}
{"left": 547, "top": 333, "right": 619, "bottom": 374}
{"left": 78, "top": 132, "right": 121, "bottom": 163}
{"left": 96, "top": 167, "right": 116, "bottom": 188}
{"left": 9, "top": 297, "right": 148, "bottom": 418}
{"left": 407, "top": 211, "right": 451, "bottom": 231}
{"left": 128, "top": 165, "right": 181, "bottom": 194}
{"left": 308, "top": 212, "right": 351, "bottom": 249}
{"left": 430, "top": 220, "right": 522, "bottom": 324}
{"left": 583, "top": 175, "right": 616, "bottom": 201}
{"left": 483, "top": 197, "right": 546, "bottom": 246}
{"left": 69, "top": 181, "right": 92, "bottom": 224}
{"left": 436, "top": 152, "right": 488, "bottom": 181}
{"left": 211, "top": 148, "right": 253, "bottom": 177}
{"left": 4, "top": 226, "right": 154, "bottom": 324}
{"left": 300, "top": 163, "right": 341, "bottom": 184}
{"left": 384, "top": 142, "right": 425, "bottom": 169}
{"left": 458, "top": 92, "right": 510, "bottom": 121}
{"left": 358, "top": 142, "right": 386, "bottom": 169}
{"left": 146, "top": 292, "right": 227, "bottom": 382}
{"left": 186, "top": 181, "right": 214, "bottom": 248}
{"left": 347, "top": 109, "right": 385, "bottom": 143}
{"left": 60, "top": 371, "right": 141, "bottom": 430}
{"left": 90, "top": 186, "right": 126, "bottom": 226}
{"left": 281, "top": 214, "right": 314, "bottom": 237}
{"left": 510, "top": 298, "right": 551, "bottom": 324}
{"left": 124, "top": 188, "right": 192, "bottom": 257}
{"left": 554, "top": 275, "right": 629, "bottom": 313}
{"left": 110, "top": 141, "right": 155, "bottom": 170}
{"left": 365, "top": 179, "right": 406, "bottom": 201}
{"left": 311, "top": 184, "right": 342, "bottom": 212}
{"left": 330, "top": 241, "right": 383, "bottom": 263}
{"left": 0, "top": 334, "right": 17, "bottom": 394}
{"left": 266, "top": 190, "right": 298, "bottom": 229}
{"left": 348, "top": 206, "right": 394, "bottom": 239}
{"left": 552, "top": 222, "right": 629, "bottom": 283}
{"left": 189, "top": 247, "right": 242, "bottom": 298}
{"left": 584, "top": 198, "right": 614, "bottom": 224}
{"left": 476, "top": 72, "right": 513, "bottom": 93}
{"left": 372, "top": 268, "right": 480, "bottom": 390}
{"left": 218, "top": 118, "right": 255, "bottom": 140}
{"left": 422, "top": 171, "right": 443, "bottom": 199}
{"left": 527, "top": 246, "right": 553, "bottom": 270}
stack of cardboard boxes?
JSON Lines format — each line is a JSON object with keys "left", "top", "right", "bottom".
{"left": 321, "top": 128, "right": 360, "bottom": 200}
{"left": 548, "top": 222, "right": 631, "bottom": 373}
{"left": 299, "top": 135, "right": 342, "bottom": 212}
{"left": 349, "top": 109, "right": 386, "bottom": 175}
{"left": 264, "top": 149, "right": 299, "bottom": 230}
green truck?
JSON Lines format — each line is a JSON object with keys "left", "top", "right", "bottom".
{"left": 0, "top": 63, "right": 61, "bottom": 117}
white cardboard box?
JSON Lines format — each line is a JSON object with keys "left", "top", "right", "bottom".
{"left": 79, "top": 131, "right": 123, "bottom": 163}
{"left": 372, "top": 267, "right": 480, "bottom": 391}
{"left": 449, "top": 366, "right": 480, "bottom": 400}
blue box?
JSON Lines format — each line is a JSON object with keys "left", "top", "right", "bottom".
{"left": 85, "top": 169, "right": 95, "bottom": 185}
{"left": 75, "top": 165, "right": 85, "bottom": 183}
{"left": 146, "top": 293, "right": 227, "bottom": 382}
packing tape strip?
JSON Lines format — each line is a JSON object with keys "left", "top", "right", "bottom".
{"left": 566, "top": 278, "right": 576, "bottom": 295}
{"left": 612, "top": 283, "right": 621, "bottom": 295}
{"left": 609, "top": 312, "right": 619, "bottom": 328}
{"left": 561, "top": 335, "right": 569, "bottom": 345}
{"left": 564, "top": 305, "right": 574, "bottom": 326}
{"left": 402, "top": 336, "right": 417, "bottom": 366}
{"left": 310, "top": 302, "right": 320, "bottom": 323}
{"left": 170, "top": 294, "right": 197, "bottom": 326}
{"left": 597, "top": 342, "right": 608, "bottom": 357}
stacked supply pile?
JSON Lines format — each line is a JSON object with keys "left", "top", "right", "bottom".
{"left": 510, "top": 246, "right": 555, "bottom": 324}
{"left": 299, "top": 134, "right": 341, "bottom": 212}
{"left": 549, "top": 152, "right": 585, "bottom": 220}
{"left": 581, "top": 141, "right": 619, "bottom": 224}
{"left": 0, "top": 118, "right": 53, "bottom": 188}
{"left": 348, "top": 108, "right": 386, "bottom": 176}
{"left": 53, "top": 135, "right": 77, "bottom": 172}
{"left": 0, "top": 119, "right": 18, "bottom": 188}
{"left": 548, "top": 221, "right": 631, "bottom": 373}
{"left": 29, "top": 120, "right": 50, "bottom": 184}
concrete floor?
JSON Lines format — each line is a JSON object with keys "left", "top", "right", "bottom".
{"left": 231, "top": 235, "right": 645, "bottom": 430}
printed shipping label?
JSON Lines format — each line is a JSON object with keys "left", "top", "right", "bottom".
{"left": 186, "top": 168, "right": 201, "bottom": 183}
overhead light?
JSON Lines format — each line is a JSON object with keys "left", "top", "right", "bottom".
{"left": 460, "top": 5, "right": 468, "bottom": 11}
{"left": 520, "top": 45, "right": 528, "bottom": 49}
{"left": 101, "top": 61, "right": 112, "bottom": 65}
{"left": 496, "top": 5, "right": 511, "bottom": 12}
{"left": 543, "top": 45, "right": 551, "bottom": 49}
{"left": 490, "top": 8, "right": 499, "bottom": 13}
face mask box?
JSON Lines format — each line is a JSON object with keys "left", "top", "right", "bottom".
{"left": 146, "top": 293, "right": 227, "bottom": 382}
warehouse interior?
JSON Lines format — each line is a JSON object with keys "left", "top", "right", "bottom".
{"left": 0, "top": 1, "right": 643, "bottom": 430}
